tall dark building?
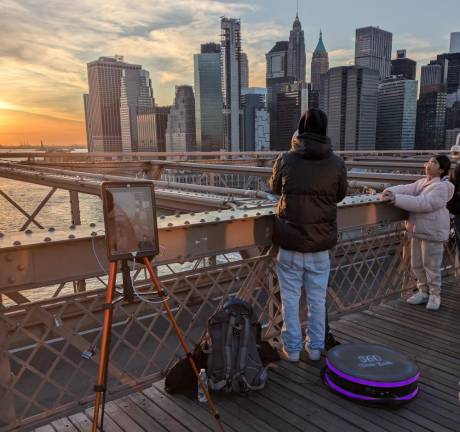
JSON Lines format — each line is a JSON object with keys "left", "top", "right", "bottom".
{"left": 377, "top": 76, "right": 417, "bottom": 150}
{"left": 391, "top": 49, "right": 416, "bottom": 80}
{"left": 241, "top": 88, "right": 268, "bottom": 151}
{"left": 311, "top": 30, "right": 329, "bottom": 91}
{"left": 355, "top": 26, "right": 392, "bottom": 80}
{"left": 434, "top": 52, "right": 460, "bottom": 95}
{"left": 320, "top": 66, "right": 379, "bottom": 151}
{"left": 287, "top": 13, "right": 306, "bottom": 82}
{"left": 274, "top": 81, "right": 308, "bottom": 151}
{"left": 266, "top": 41, "right": 294, "bottom": 149}
{"left": 415, "top": 85, "right": 447, "bottom": 150}
{"left": 423, "top": 52, "right": 460, "bottom": 130}
{"left": 221, "top": 17, "right": 243, "bottom": 152}
{"left": 194, "top": 42, "right": 223, "bottom": 151}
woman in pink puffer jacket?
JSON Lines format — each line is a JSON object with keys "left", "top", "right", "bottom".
{"left": 382, "top": 155, "right": 454, "bottom": 311}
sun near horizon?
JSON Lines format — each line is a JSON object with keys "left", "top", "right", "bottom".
{"left": 0, "top": 106, "right": 86, "bottom": 147}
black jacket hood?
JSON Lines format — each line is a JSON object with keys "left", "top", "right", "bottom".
{"left": 291, "top": 131, "right": 332, "bottom": 160}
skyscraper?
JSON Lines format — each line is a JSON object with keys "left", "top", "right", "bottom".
{"left": 221, "top": 17, "right": 243, "bottom": 152}
{"left": 320, "top": 66, "right": 379, "bottom": 151}
{"left": 424, "top": 52, "right": 460, "bottom": 129}
{"left": 376, "top": 76, "right": 417, "bottom": 150}
{"left": 287, "top": 13, "right": 306, "bottom": 82}
{"left": 391, "top": 49, "right": 416, "bottom": 80}
{"left": 120, "top": 68, "right": 155, "bottom": 152}
{"left": 165, "top": 86, "right": 196, "bottom": 153}
{"left": 266, "top": 41, "right": 293, "bottom": 149}
{"left": 355, "top": 26, "right": 392, "bottom": 80}
{"left": 137, "top": 106, "right": 171, "bottom": 152}
{"left": 450, "top": 32, "right": 460, "bottom": 53}
{"left": 311, "top": 30, "right": 329, "bottom": 91}
{"left": 83, "top": 94, "right": 92, "bottom": 151}
{"left": 86, "top": 56, "right": 142, "bottom": 152}
{"left": 274, "top": 81, "right": 308, "bottom": 150}
{"left": 420, "top": 64, "right": 443, "bottom": 90}
{"left": 415, "top": 85, "right": 447, "bottom": 150}
{"left": 240, "top": 52, "right": 249, "bottom": 89}
{"left": 241, "top": 88, "right": 268, "bottom": 151}
{"left": 194, "top": 43, "right": 224, "bottom": 151}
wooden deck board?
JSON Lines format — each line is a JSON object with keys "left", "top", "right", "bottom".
{"left": 40, "top": 281, "right": 460, "bottom": 432}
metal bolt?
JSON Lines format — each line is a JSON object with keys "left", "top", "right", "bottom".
{"left": 44, "top": 237, "right": 52, "bottom": 242}
{"left": 190, "top": 212, "right": 195, "bottom": 216}
{"left": 90, "top": 223, "right": 96, "bottom": 228}
{"left": 168, "top": 223, "right": 173, "bottom": 227}
{"left": 230, "top": 216, "right": 235, "bottom": 219}
{"left": 200, "top": 219, "right": 206, "bottom": 223}
{"left": 184, "top": 221, "right": 190, "bottom": 225}
{"left": 256, "top": 212, "right": 261, "bottom": 216}
{"left": 69, "top": 224, "right": 75, "bottom": 230}
{"left": 13, "top": 240, "right": 21, "bottom": 246}
{"left": 160, "top": 215, "right": 165, "bottom": 219}
{"left": 48, "top": 227, "right": 55, "bottom": 232}
{"left": 91, "top": 231, "right": 97, "bottom": 237}
{"left": 175, "top": 213, "right": 180, "bottom": 218}
{"left": 68, "top": 234, "right": 76, "bottom": 239}
{"left": 25, "top": 229, "right": 33, "bottom": 235}
{"left": 215, "top": 217, "right": 220, "bottom": 221}
{"left": 17, "top": 264, "right": 25, "bottom": 271}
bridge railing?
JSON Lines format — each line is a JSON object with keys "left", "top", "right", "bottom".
{"left": 0, "top": 198, "right": 457, "bottom": 430}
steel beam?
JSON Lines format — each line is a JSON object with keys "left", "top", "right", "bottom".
{"left": 0, "top": 196, "right": 406, "bottom": 293}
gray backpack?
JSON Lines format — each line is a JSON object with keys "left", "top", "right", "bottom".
{"left": 206, "top": 298, "right": 268, "bottom": 393}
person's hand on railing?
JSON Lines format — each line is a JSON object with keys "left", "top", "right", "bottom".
{"left": 381, "top": 190, "right": 395, "bottom": 204}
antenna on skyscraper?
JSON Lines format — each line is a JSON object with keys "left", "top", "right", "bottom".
{"left": 296, "top": 0, "right": 299, "bottom": 17}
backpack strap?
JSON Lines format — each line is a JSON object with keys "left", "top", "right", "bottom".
{"left": 236, "top": 315, "right": 266, "bottom": 392}
{"left": 236, "top": 314, "right": 251, "bottom": 392}
{"left": 208, "top": 312, "right": 235, "bottom": 392}
{"left": 224, "top": 313, "right": 236, "bottom": 387}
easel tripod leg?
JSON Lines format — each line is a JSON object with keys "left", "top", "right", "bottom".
{"left": 92, "top": 261, "right": 117, "bottom": 432}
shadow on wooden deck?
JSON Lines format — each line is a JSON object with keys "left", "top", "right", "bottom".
{"left": 35, "top": 280, "right": 460, "bottom": 432}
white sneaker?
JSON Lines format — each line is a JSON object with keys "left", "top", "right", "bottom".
{"left": 305, "top": 346, "right": 321, "bottom": 361}
{"left": 279, "top": 347, "right": 300, "bottom": 362}
{"left": 426, "top": 295, "right": 441, "bottom": 311}
{"left": 406, "top": 292, "right": 429, "bottom": 305}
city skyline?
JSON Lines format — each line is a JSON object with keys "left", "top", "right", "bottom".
{"left": 0, "top": 0, "right": 459, "bottom": 146}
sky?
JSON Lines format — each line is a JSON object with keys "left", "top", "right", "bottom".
{"left": 0, "top": 0, "right": 459, "bottom": 146}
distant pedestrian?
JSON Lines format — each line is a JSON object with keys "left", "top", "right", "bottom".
{"left": 382, "top": 155, "right": 454, "bottom": 311}
{"left": 270, "top": 108, "right": 347, "bottom": 362}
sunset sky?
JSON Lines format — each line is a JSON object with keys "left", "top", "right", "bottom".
{"left": 0, "top": 0, "right": 459, "bottom": 146}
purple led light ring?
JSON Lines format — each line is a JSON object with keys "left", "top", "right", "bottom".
{"left": 326, "top": 358, "right": 420, "bottom": 388}
{"left": 324, "top": 373, "right": 419, "bottom": 401}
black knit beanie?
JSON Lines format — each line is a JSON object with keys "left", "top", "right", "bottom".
{"left": 434, "top": 154, "right": 451, "bottom": 177}
{"left": 298, "top": 108, "right": 328, "bottom": 136}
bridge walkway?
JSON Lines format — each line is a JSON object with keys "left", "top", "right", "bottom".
{"left": 35, "top": 280, "right": 460, "bottom": 432}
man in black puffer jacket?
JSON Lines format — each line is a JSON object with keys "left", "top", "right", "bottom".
{"left": 270, "top": 108, "right": 347, "bottom": 362}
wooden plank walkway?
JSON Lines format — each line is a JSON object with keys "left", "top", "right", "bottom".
{"left": 36, "top": 280, "right": 460, "bottom": 432}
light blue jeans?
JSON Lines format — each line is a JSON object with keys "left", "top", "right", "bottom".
{"left": 276, "top": 247, "right": 330, "bottom": 353}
